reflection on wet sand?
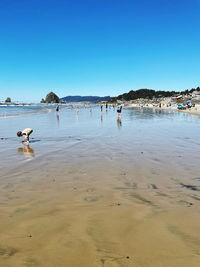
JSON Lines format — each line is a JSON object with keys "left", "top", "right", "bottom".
{"left": 101, "top": 112, "right": 103, "bottom": 122}
{"left": 56, "top": 112, "right": 59, "bottom": 125}
{"left": 117, "top": 118, "right": 122, "bottom": 129}
{"left": 18, "top": 144, "right": 35, "bottom": 159}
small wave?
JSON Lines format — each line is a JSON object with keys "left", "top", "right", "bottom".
{"left": 0, "top": 104, "right": 71, "bottom": 119}
{"left": 0, "top": 109, "right": 51, "bottom": 119}
{"left": 0, "top": 114, "right": 25, "bottom": 118}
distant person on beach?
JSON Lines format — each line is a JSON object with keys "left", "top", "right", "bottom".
{"left": 17, "top": 128, "right": 33, "bottom": 144}
{"left": 100, "top": 105, "right": 103, "bottom": 112}
{"left": 117, "top": 105, "right": 122, "bottom": 119}
{"left": 56, "top": 105, "right": 59, "bottom": 112}
{"left": 106, "top": 103, "right": 108, "bottom": 110}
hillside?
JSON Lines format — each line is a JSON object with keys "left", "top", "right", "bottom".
{"left": 60, "top": 95, "right": 111, "bottom": 103}
{"left": 112, "top": 87, "right": 200, "bottom": 101}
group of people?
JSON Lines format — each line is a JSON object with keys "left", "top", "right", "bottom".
{"left": 17, "top": 104, "right": 123, "bottom": 144}
{"left": 100, "top": 103, "right": 122, "bottom": 115}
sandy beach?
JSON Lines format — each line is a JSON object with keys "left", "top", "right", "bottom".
{"left": 1, "top": 106, "right": 200, "bottom": 266}
{"left": 129, "top": 103, "right": 200, "bottom": 116}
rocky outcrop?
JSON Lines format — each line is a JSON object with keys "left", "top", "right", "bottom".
{"left": 5, "top": 97, "right": 11, "bottom": 102}
{"left": 44, "top": 92, "right": 60, "bottom": 103}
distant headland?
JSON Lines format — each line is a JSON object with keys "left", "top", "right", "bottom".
{"left": 1, "top": 86, "right": 200, "bottom": 105}
{"left": 49, "top": 87, "right": 200, "bottom": 104}
{"left": 40, "top": 92, "right": 111, "bottom": 103}
{"left": 39, "top": 86, "right": 200, "bottom": 104}
{"left": 60, "top": 95, "right": 111, "bottom": 103}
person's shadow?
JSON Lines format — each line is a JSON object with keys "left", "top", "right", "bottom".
{"left": 18, "top": 144, "right": 35, "bottom": 159}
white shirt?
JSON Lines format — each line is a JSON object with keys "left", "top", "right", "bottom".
{"left": 22, "top": 128, "right": 33, "bottom": 141}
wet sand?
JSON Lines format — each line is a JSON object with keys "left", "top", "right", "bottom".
{"left": 1, "top": 107, "right": 200, "bottom": 266}
{"left": 1, "top": 155, "right": 200, "bottom": 266}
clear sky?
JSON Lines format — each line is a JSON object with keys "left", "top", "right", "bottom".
{"left": 0, "top": 0, "right": 200, "bottom": 102}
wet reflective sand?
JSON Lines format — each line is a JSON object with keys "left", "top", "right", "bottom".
{"left": 0, "top": 107, "right": 200, "bottom": 266}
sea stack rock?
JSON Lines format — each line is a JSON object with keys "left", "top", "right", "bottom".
{"left": 5, "top": 97, "right": 11, "bottom": 103}
{"left": 45, "top": 92, "right": 60, "bottom": 103}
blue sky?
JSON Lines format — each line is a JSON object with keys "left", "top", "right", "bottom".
{"left": 0, "top": 0, "right": 200, "bottom": 102}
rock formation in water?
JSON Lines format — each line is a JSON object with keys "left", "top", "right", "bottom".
{"left": 43, "top": 92, "right": 60, "bottom": 103}
{"left": 5, "top": 97, "right": 11, "bottom": 102}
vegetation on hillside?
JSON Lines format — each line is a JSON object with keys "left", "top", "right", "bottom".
{"left": 60, "top": 95, "right": 111, "bottom": 103}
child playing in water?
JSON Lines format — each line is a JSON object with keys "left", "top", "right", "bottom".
{"left": 17, "top": 128, "right": 33, "bottom": 144}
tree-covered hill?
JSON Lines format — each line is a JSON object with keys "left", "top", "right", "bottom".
{"left": 112, "top": 87, "right": 200, "bottom": 101}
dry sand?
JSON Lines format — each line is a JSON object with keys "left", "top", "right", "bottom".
{"left": 1, "top": 157, "right": 200, "bottom": 267}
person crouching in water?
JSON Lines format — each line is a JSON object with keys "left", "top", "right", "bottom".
{"left": 117, "top": 105, "right": 122, "bottom": 119}
{"left": 17, "top": 128, "right": 33, "bottom": 144}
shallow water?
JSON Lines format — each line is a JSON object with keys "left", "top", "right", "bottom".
{"left": 1, "top": 105, "right": 200, "bottom": 173}
{"left": 0, "top": 106, "right": 200, "bottom": 266}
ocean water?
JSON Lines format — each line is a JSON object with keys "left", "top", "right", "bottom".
{"left": 0, "top": 104, "right": 65, "bottom": 118}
